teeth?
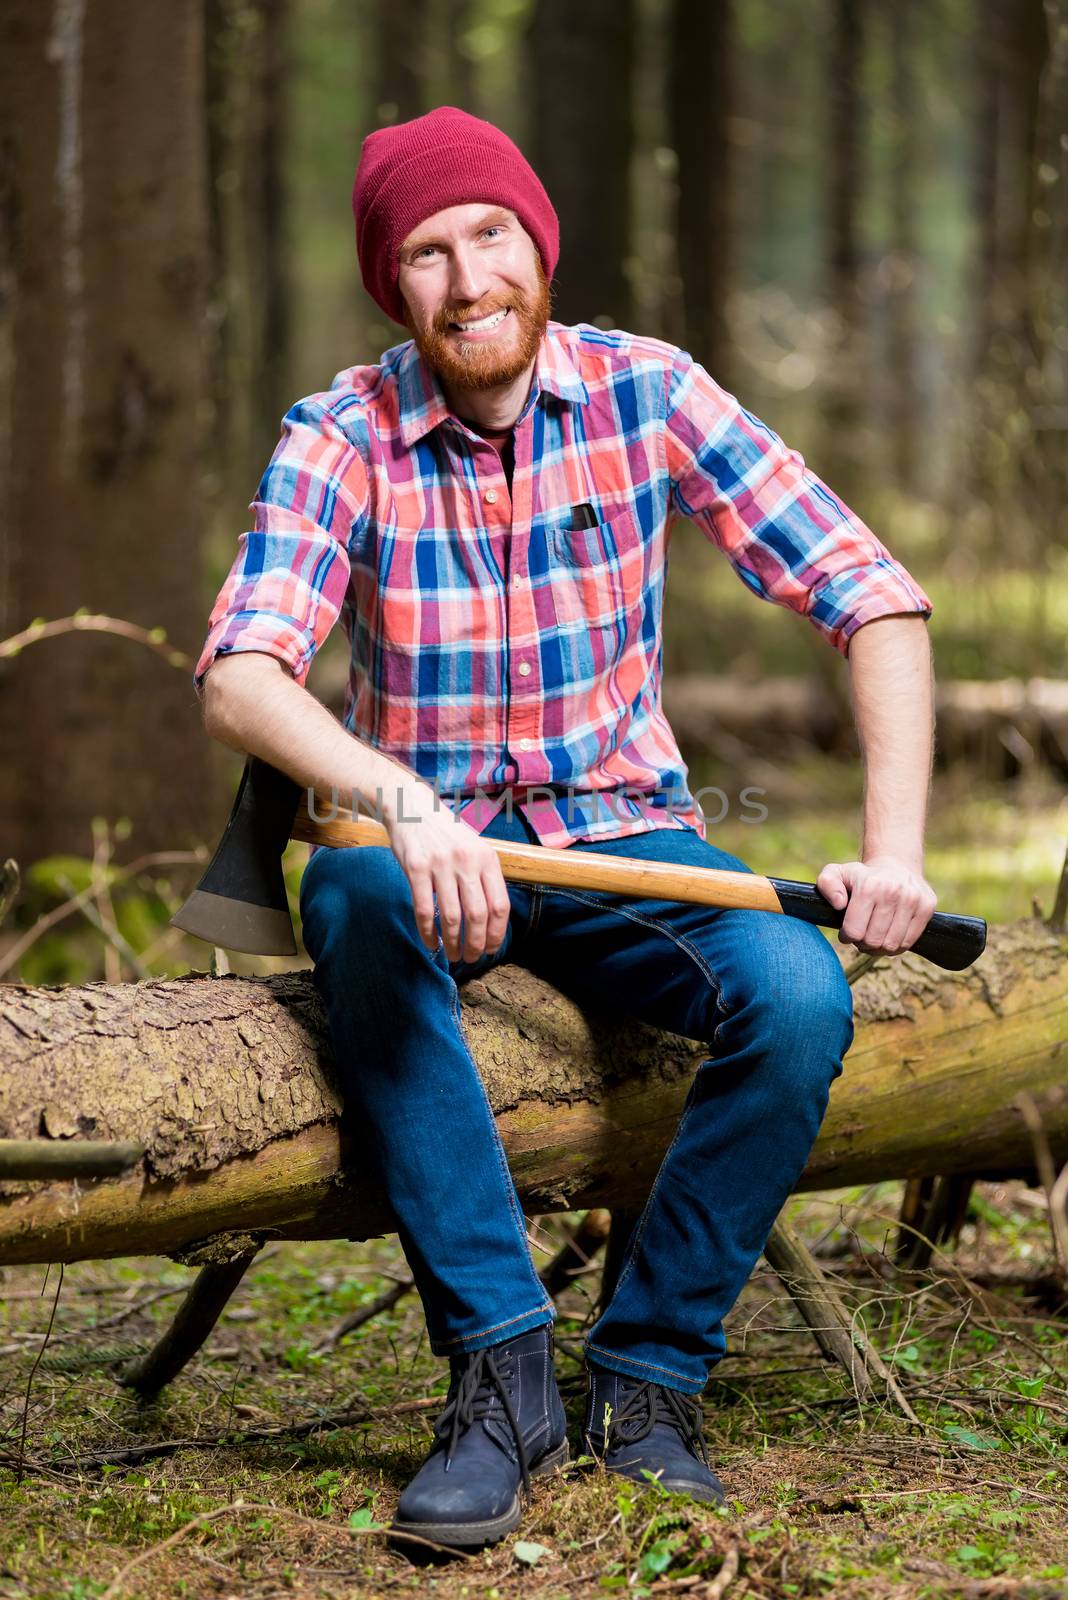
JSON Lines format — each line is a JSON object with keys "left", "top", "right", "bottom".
{"left": 452, "top": 309, "right": 508, "bottom": 332}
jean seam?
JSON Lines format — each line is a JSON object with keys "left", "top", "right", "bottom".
{"left": 446, "top": 985, "right": 551, "bottom": 1311}
{"left": 585, "top": 1339, "right": 694, "bottom": 1387}
{"left": 442, "top": 1305, "right": 554, "bottom": 1349}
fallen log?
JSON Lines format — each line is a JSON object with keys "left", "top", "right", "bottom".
{"left": 662, "top": 674, "right": 1068, "bottom": 777}
{"left": 0, "top": 920, "right": 1064, "bottom": 1267}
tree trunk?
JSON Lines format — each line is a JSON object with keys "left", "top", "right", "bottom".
{"left": 968, "top": 0, "right": 1055, "bottom": 564}
{"left": 205, "top": 0, "right": 292, "bottom": 500}
{"left": 668, "top": 0, "right": 732, "bottom": 382}
{"left": 820, "top": 0, "right": 869, "bottom": 508}
{"left": 885, "top": 0, "right": 919, "bottom": 490}
{"left": 528, "top": 0, "right": 635, "bottom": 328}
{"left": 0, "top": 1, "right": 213, "bottom": 864}
{"left": 0, "top": 921, "right": 1064, "bottom": 1266}
{"left": 376, "top": 0, "right": 430, "bottom": 126}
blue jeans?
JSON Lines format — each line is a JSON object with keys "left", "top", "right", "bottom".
{"left": 299, "top": 806, "right": 853, "bottom": 1394}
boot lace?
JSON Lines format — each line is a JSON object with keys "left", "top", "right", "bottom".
{"left": 602, "top": 1380, "right": 710, "bottom": 1468}
{"left": 434, "top": 1346, "right": 532, "bottom": 1493}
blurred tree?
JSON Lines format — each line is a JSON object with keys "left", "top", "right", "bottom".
{"left": 821, "top": 0, "right": 870, "bottom": 508}
{"left": 376, "top": 0, "right": 431, "bottom": 125}
{"left": 441, "top": 0, "right": 478, "bottom": 112}
{"left": 0, "top": 2, "right": 213, "bottom": 862}
{"left": 528, "top": 0, "right": 636, "bottom": 327}
{"left": 970, "top": 0, "right": 1059, "bottom": 576}
{"left": 669, "top": 0, "right": 732, "bottom": 384}
{"left": 206, "top": 0, "right": 292, "bottom": 498}
{"left": 885, "top": 0, "right": 919, "bottom": 491}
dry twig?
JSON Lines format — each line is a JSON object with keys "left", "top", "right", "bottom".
{"left": 0, "top": 611, "right": 191, "bottom": 671}
{"left": 15, "top": 1264, "right": 63, "bottom": 1484}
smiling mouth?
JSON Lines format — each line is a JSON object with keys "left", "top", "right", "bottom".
{"left": 448, "top": 308, "right": 511, "bottom": 334}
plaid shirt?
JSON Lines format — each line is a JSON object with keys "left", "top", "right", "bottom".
{"left": 195, "top": 322, "right": 932, "bottom": 848}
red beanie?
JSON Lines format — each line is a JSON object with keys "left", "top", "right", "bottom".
{"left": 352, "top": 107, "right": 559, "bottom": 325}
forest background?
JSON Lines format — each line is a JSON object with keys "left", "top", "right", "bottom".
{"left": 0, "top": 0, "right": 1065, "bottom": 959}
{"left": 0, "top": 4, "right": 1066, "bottom": 1599}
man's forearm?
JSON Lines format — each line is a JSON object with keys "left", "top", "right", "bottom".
{"left": 201, "top": 652, "right": 427, "bottom": 824}
{"left": 847, "top": 615, "right": 934, "bottom": 867}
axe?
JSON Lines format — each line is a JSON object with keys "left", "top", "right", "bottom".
{"left": 172, "top": 757, "right": 988, "bottom": 971}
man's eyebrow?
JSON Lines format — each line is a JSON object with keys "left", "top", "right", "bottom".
{"left": 403, "top": 209, "right": 514, "bottom": 254}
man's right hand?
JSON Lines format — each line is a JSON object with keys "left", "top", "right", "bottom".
{"left": 384, "top": 784, "right": 512, "bottom": 964}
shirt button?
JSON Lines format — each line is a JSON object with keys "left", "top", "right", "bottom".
{"left": 484, "top": 489, "right": 498, "bottom": 505}
{"left": 512, "top": 573, "right": 522, "bottom": 588}
{"left": 517, "top": 661, "right": 532, "bottom": 677}
{"left": 518, "top": 737, "right": 534, "bottom": 752}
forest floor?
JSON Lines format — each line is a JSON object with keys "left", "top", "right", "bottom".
{"left": 0, "top": 1185, "right": 1066, "bottom": 1600}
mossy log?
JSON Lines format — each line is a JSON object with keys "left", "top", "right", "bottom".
{"left": 0, "top": 921, "right": 1064, "bottom": 1267}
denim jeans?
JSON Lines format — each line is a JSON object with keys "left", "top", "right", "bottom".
{"left": 299, "top": 805, "right": 854, "bottom": 1394}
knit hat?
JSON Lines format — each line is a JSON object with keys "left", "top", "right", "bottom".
{"left": 352, "top": 107, "right": 559, "bottom": 325}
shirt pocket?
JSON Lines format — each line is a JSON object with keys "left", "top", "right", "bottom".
{"left": 548, "top": 511, "right": 647, "bottom": 647}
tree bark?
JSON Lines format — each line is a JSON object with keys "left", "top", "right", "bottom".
{"left": 0, "top": 921, "right": 1064, "bottom": 1266}
{"left": 0, "top": 1, "right": 213, "bottom": 863}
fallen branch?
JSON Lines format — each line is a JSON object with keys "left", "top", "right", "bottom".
{"left": 761, "top": 1219, "right": 920, "bottom": 1424}
{"left": 0, "top": 1140, "right": 144, "bottom": 1181}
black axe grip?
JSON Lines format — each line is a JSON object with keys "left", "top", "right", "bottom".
{"left": 768, "top": 879, "right": 987, "bottom": 972}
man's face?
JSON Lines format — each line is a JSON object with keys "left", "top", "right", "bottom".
{"left": 397, "top": 203, "right": 551, "bottom": 392}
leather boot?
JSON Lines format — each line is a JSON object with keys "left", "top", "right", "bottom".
{"left": 391, "top": 1323, "right": 568, "bottom": 1551}
{"left": 583, "top": 1364, "right": 726, "bottom": 1505}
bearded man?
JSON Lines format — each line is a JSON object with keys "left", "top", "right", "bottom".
{"left": 195, "top": 107, "right": 936, "bottom": 1550}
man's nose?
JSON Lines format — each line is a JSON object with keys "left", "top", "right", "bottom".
{"left": 447, "top": 244, "right": 491, "bottom": 306}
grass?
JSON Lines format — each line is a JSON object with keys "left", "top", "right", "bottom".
{"left": 1, "top": 1191, "right": 1066, "bottom": 1599}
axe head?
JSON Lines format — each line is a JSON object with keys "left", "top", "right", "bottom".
{"left": 172, "top": 757, "right": 302, "bottom": 955}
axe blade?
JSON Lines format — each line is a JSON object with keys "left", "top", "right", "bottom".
{"left": 172, "top": 757, "right": 302, "bottom": 955}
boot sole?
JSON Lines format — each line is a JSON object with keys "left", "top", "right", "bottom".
{"left": 389, "top": 1440, "right": 570, "bottom": 1552}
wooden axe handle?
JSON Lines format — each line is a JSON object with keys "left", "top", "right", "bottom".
{"left": 293, "top": 808, "right": 782, "bottom": 910}
{"left": 291, "top": 808, "right": 987, "bottom": 972}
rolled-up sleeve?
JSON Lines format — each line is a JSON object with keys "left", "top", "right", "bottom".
{"left": 193, "top": 399, "right": 367, "bottom": 698}
{"left": 663, "top": 349, "right": 932, "bottom": 655}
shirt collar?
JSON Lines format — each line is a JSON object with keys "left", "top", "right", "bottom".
{"left": 396, "top": 323, "right": 590, "bottom": 448}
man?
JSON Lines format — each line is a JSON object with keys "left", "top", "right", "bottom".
{"left": 195, "top": 107, "right": 936, "bottom": 1549}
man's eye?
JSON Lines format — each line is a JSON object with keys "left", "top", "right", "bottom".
{"left": 482, "top": 226, "right": 504, "bottom": 240}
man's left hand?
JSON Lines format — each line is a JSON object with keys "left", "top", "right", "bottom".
{"left": 816, "top": 856, "right": 937, "bottom": 957}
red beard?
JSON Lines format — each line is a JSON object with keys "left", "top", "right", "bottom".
{"left": 407, "top": 260, "right": 552, "bottom": 393}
